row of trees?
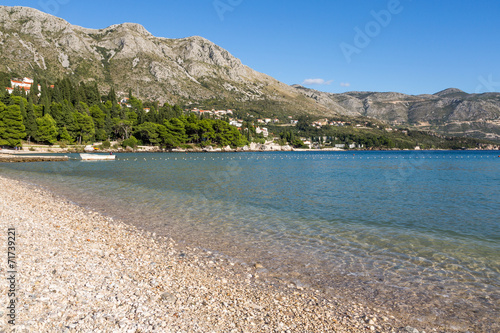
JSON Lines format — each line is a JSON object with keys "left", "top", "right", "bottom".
{"left": 0, "top": 77, "right": 247, "bottom": 148}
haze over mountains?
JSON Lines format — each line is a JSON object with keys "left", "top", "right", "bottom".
{"left": 1, "top": 6, "right": 499, "bottom": 140}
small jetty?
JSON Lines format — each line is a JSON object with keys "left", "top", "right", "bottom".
{"left": 0, "top": 155, "right": 69, "bottom": 163}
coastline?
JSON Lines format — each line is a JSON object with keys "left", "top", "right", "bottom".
{"left": 0, "top": 175, "right": 425, "bottom": 332}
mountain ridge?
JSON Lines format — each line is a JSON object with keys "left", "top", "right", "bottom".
{"left": 0, "top": 5, "right": 328, "bottom": 114}
{"left": 291, "top": 85, "right": 500, "bottom": 141}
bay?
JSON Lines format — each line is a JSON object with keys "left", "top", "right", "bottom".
{"left": 1, "top": 150, "right": 499, "bottom": 329}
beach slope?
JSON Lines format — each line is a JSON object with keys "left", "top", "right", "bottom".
{"left": 0, "top": 176, "right": 408, "bottom": 332}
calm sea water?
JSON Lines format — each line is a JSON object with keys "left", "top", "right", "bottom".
{"left": 1, "top": 150, "right": 499, "bottom": 330}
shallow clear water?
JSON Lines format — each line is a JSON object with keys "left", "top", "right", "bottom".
{"left": 1, "top": 150, "right": 499, "bottom": 329}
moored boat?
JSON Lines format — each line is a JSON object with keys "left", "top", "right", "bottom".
{"left": 79, "top": 153, "right": 115, "bottom": 160}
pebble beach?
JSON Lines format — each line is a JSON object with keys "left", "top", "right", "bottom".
{"left": 0, "top": 175, "right": 444, "bottom": 332}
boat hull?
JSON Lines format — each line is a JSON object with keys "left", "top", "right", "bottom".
{"left": 79, "top": 153, "right": 116, "bottom": 160}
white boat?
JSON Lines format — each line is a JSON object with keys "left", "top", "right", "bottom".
{"left": 79, "top": 153, "right": 116, "bottom": 160}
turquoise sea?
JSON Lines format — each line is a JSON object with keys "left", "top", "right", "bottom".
{"left": 1, "top": 150, "right": 499, "bottom": 330}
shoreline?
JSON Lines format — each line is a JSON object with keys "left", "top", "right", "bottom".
{"left": 0, "top": 175, "right": 429, "bottom": 332}
{"left": 1, "top": 147, "right": 498, "bottom": 157}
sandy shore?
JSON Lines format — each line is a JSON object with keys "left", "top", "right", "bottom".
{"left": 0, "top": 175, "right": 431, "bottom": 332}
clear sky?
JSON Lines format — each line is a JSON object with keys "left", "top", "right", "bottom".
{"left": 3, "top": 0, "right": 500, "bottom": 95}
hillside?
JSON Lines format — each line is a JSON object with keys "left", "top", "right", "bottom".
{"left": 1, "top": 5, "right": 500, "bottom": 141}
{"left": 292, "top": 85, "right": 500, "bottom": 141}
{"left": 0, "top": 6, "right": 332, "bottom": 117}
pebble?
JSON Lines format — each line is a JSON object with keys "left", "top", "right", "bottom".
{"left": 0, "top": 176, "right": 423, "bottom": 332}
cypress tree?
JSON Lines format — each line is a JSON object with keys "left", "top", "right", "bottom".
{"left": 62, "top": 100, "right": 77, "bottom": 140}
{"left": 25, "top": 97, "right": 37, "bottom": 143}
{"left": 106, "top": 87, "right": 117, "bottom": 104}
{"left": 19, "top": 97, "right": 26, "bottom": 122}
{"left": 31, "top": 77, "right": 40, "bottom": 103}
{"left": 85, "top": 82, "right": 100, "bottom": 106}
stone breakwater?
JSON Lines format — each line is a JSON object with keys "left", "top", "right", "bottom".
{"left": 0, "top": 155, "right": 69, "bottom": 163}
{"left": 0, "top": 176, "right": 429, "bottom": 332}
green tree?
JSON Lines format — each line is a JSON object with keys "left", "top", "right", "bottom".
{"left": 19, "top": 96, "right": 26, "bottom": 121}
{"left": 25, "top": 98, "right": 38, "bottom": 143}
{"left": 74, "top": 112, "right": 95, "bottom": 144}
{"left": 134, "top": 122, "right": 162, "bottom": 145}
{"left": 126, "top": 111, "right": 138, "bottom": 126}
{"left": 122, "top": 135, "right": 138, "bottom": 149}
{"left": 85, "top": 82, "right": 100, "bottom": 106}
{"left": 59, "top": 126, "right": 73, "bottom": 143}
{"left": 90, "top": 104, "right": 106, "bottom": 141}
{"left": 62, "top": 100, "right": 77, "bottom": 140}
{"left": 0, "top": 103, "right": 26, "bottom": 147}
{"left": 112, "top": 118, "right": 133, "bottom": 140}
{"left": 296, "top": 115, "right": 312, "bottom": 132}
{"left": 160, "top": 118, "right": 187, "bottom": 148}
{"left": 31, "top": 77, "right": 40, "bottom": 103}
{"left": 106, "top": 87, "right": 117, "bottom": 104}
{"left": 35, "top": 114, "right": 58, "bottom": 145}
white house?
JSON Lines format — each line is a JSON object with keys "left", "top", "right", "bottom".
{"left": 6, "top": 77, "right": 41, "bottom": 95}
{"left": 256, "top": 127, "right": 269, "bottom": 137}
{"left": 229, "top": 120, "right": 242, "bottom": 128}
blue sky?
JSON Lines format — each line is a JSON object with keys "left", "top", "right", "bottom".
{"left": 3, "top": 0, "right": 500, "bottom": 95}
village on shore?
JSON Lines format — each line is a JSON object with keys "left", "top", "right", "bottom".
{"left": 2, "top": 76, "right": 499, "bottom": 154}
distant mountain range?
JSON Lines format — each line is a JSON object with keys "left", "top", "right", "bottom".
{"left": 292, "top": 86, "right": 500, "bottom": 141}
{"left": 1, "top": 6, "right": 499, "bottom": 141}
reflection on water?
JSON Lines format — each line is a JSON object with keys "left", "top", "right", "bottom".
{"left": 1, "top": 150, "right": 499, "bottom": 329}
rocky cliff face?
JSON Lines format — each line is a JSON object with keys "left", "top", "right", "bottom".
{"left": 292, "top": 85, "right": 500, "bottom": 141}
{"left": 1, "top": 6, "right": 499, "bottom": 141}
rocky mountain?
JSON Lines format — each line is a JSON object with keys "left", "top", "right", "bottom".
{"left": 1, "top": 6, "right": 499, "bottom": 141}
{"left": 292, "top": 85, "right": 500, "bottom": 141}
{"left": 0, "top": 6, "right": 331, "bottom": 116}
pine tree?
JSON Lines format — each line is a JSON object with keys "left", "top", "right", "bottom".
{"left": 0, "top": 102, "right": 26, "bottom": 147}
{"left": 59, "top": 126, "right": 73, "bottom": 143}
{"left": 35, "top": 114, "right": 58, "bottom": 145}
{"left": 74, "top": 112, "right": 95, "bottom": 144}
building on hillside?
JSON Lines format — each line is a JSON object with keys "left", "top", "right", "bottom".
{"left": 229, "top": 120, "right": 242, "bottom": 128}
{"left": 214, "top": 110, "right": 227, "bottom": 117}
{"left": 6, "top": 77, "right": 42, "bottom": 95}
{"left": 302, "top": 139, "right": 312, "bottom": 148}
{"left": 256, "top": 127, "right": 269, "bottom": 137}
{"left": 119, "top": 98, "right": 132, "bottom": 108}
